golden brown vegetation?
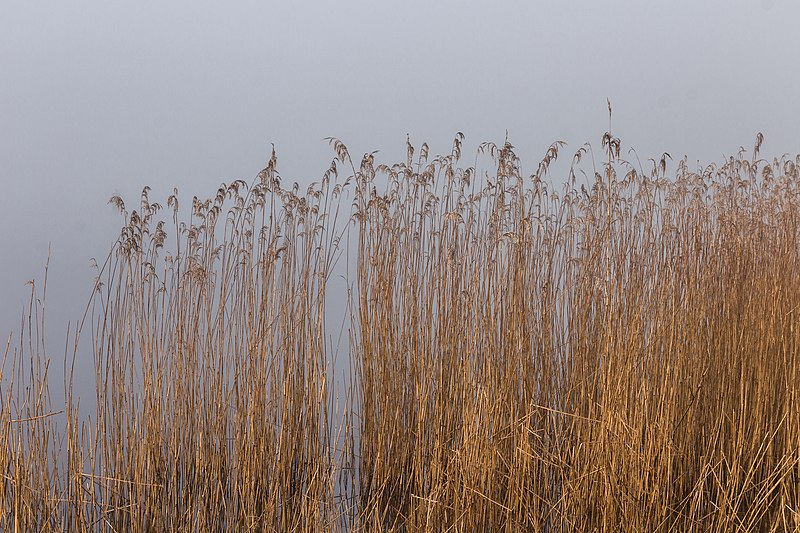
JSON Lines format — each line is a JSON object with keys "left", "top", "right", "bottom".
{"left": 2, "top": 130, "right": 800, "bottom": 531}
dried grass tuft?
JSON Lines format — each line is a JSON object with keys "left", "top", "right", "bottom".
{"left": 2, "top": 131, "right": 800, "bottom": 532}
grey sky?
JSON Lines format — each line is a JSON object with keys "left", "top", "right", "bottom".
{"left": 2, "top": 0, "right": 799, "bottom": 347}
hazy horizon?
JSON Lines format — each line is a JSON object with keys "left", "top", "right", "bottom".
{"left": 2, "top": 0, "right": 799, "bottom": 345}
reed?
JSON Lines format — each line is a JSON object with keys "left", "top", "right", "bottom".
{"left": 2, "top": 130, "right": 799, "bottom": 531}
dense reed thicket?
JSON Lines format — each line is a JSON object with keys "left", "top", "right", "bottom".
{"left": 2, "top": 131, "right": 800, "bottom": 531}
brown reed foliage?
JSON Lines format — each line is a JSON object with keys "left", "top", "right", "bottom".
{"left": 2, "top": 130, "right": 800, "bottom": 531}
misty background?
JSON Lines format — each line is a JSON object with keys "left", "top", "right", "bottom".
{"left": 1, "top": 0, "right": 798, "bottom": 377}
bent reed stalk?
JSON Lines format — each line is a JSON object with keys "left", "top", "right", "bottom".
{"left": 2, "top": 131, "right": 800, "bottom": 531}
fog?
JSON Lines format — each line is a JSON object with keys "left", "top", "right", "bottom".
{"left": 2, "top": 0, "right": 798, "bottom": 373}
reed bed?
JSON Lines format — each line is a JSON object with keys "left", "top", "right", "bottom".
{"left": 2, "top": 130, "right": 799, "bottom": 531}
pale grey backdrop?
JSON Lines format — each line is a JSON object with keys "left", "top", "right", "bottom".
{"left": 2, "top": 0, "right": 799, "bottom": 364}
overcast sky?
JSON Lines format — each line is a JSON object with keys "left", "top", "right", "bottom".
{"left": 2, "top": 0, "right": 799, "bottom": 350}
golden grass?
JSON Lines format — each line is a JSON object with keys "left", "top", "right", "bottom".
{"left": 2, "top": 130, "right": 800, "bottom": 531}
